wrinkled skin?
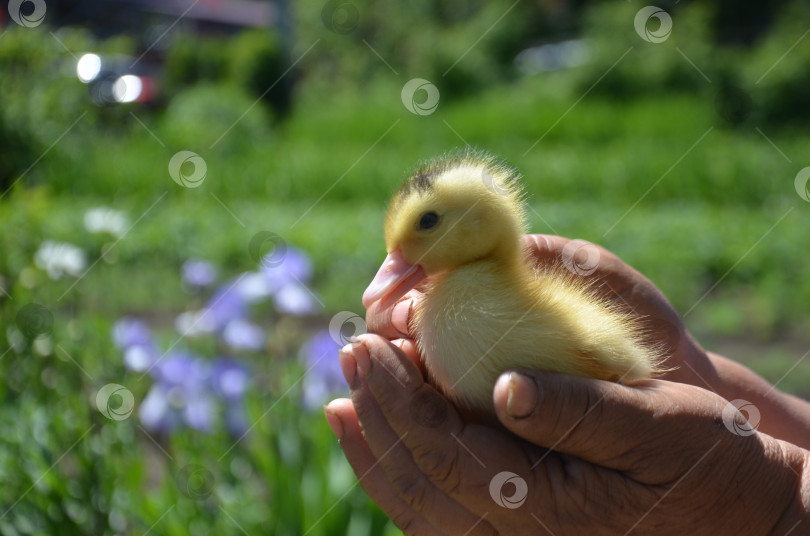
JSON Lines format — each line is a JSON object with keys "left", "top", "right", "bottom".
{"left": 325, "top": 234, "right": 810, "bottom": 535}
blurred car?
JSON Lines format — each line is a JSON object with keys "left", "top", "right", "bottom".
{"left": 37, "top": 0, "right": 288, "bottom": 107}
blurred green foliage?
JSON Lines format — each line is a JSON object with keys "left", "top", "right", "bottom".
{"left": 298, "top": 0, "right": 544, "bottom": 96}
{"left": 2, "top": 0, "right": 810, "bottom": 534}
{"left": 164, "top": 28, "right": 290, "bottom": 112}
{"left": 578, "top": 2, "right": 715, "bottom": 96}
{"left": 739, "top": 2, "right": 810, "bottom": 125}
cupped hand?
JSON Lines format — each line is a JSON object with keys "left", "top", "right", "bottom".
{"left": 325, "top": 336, "right": 807, "bottom": 536}
{"left": 365, "top": 234, "right": 715, "bottom": 388}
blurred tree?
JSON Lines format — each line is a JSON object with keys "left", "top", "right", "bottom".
{"left": 297, "top": 0, "right": 547, "bottom": 98}
{"left": 229, "top": 29, "right": 292, "bottom": 114}
{"left": 739, "top": 1, "right": 810, "bottom": 125}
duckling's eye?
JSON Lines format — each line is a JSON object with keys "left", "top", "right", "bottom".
{"left": 418, "top": 211, "right": 440, "bottom": 231}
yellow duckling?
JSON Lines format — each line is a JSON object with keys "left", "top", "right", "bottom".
{"left": 362, "top": 151, "right": 663, "bottom": 414}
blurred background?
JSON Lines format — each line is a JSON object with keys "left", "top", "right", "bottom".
{"left": 1, "top": 0, "right": 810, "bottom": 533}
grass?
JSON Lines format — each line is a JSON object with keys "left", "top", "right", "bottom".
{"left": 2, "top": 36, "right": 810, "bottom": 534}
{"left": 7, "top": 74, "right": 809, "bottom": 329}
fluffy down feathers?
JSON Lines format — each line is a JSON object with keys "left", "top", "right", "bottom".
{"left": 365, "top": 150, "right": 662, "bottom": 414}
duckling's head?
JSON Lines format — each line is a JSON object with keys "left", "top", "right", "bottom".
{"left": 363, "top": 151, "right": 526, "bottom": 308}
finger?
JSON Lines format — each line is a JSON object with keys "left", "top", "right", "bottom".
{"left": 325, "top": 399, "right": 447, "bottom": 536}
{"left": 391, "top": 338, "right": 421, "bottom": 369}
{"left": 522, "top": 234, "right": 638, "bottom": 307}
{"left": 522, "top": 234, "right": 628, "bottom": 281}
{"left": 525, "top": 234, "right": 676, "bottom": 316}
{"left": 351, "top": 335, "right": 539, "bottom": 522}
{"left": 523, "top": 234, "right": 690, "bottom": 372}
{"left": 520, "top": 233, "right": 571, "bottom": 267}
{"left": 341, "top": 340, "right": 498, "bottom": 536}
{"left": 365, "top": 291, "right": 423, "bottom": 340}
{"left": 492, "top": 370, "right": 706, "bottom": 473}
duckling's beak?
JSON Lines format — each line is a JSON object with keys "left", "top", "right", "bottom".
{"left": 362, "top": 249, "right": 426, "bottom": 309}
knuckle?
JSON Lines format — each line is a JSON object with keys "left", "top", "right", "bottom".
{"left": 413, "top": 442, "right": 463, "bottom": 495}
{"left": 365, "top": 308, "right": 384, "bottom": 335}
{"left": 391, "top": 471, "right": 431, "bottom": 511}
{"left": 558, "top": 380, "right": 603, "bottom": 450}
{"left": 375, "top": 385, "right": 410, "bottom": 418}
{"left": 365, "top": 305, "right": 393, "bottom": 337}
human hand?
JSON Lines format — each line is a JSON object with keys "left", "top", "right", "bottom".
{"left": 325, "top": 336, "right": 809, "bottom": 535}
{"left": 365, "top": 234, "right": 713, "bottom": 388}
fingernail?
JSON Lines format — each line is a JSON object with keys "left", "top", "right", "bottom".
{"left": 507, "top": 372, "right": 538, "bottom": 418}
{"left": 339, "top": 347, "right": 356, "bottom": 386}
{"left": 324, "top": 407, "right": 344, "bottom": 440}
{"left": 350, "top": 341, "right": 371, "bottom": 375}
{"left": 391, "top": 298, "right": 413, "bottom": 337}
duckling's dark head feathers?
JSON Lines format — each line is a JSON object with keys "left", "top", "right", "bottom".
{"left": 394, "top": 148, "right": 523, "bottom": 205}
{"left": 383, "top": 149, "right": 527, "bottom": 262}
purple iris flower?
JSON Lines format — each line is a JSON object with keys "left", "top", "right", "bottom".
{"left": 154, "top": 351, "right": 208, "bottom": 388}
{"left": 112, "top": 318, "right": 152, "bottom": 349}
{"left": 139, "top": 383, "right": 214, "bottom": 433}
{"left": 257, "top": 247, "right": 320, "bottom": 315}
{"left": 123, "top": 345, "right": 157, "bottom": 372}
{"left": 233, "top": 272, "right": 272, "bottom": 303}
{"left": 260, "top": 247, "right": 313, "bottom": 292}
{"left": 182, "top": 392, "right": 215, "bottom": 432}
{"left": 275, "top": 283, "right": 318, "bottom": 316}
{"left": 112, "top": 318, "right": 158, "bottom": 372}
{"left": 139, "top": 383, "right": 173, "bottom": 433}
{"left": 210, "top": 358, "right": 251, "bottom": 403}
{"left": 124, "top": 244, "right": 322, "bottom": 435}
{"left": 182, "top": 259, "right": 218, "bottom": 288}
{"left": 138, "top": 352, "right": 254, "bottom": 435}
{"left": 211, "top": 358, "right": 251, "bottom": 436}
{"left": 223, "top": 319, "right": 265, "bottom": 351}
{"left": 300, "top": 330, "right": 347, "bottom": 410}
{"left": 200, "top": 282, "right": 248, "bottom": 332}
{"left": 144, "top": 352, "right": 214, "bottom": 432}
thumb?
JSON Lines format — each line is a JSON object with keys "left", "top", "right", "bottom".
{"left": 493, "top": 370, "right": 673, "bottom": 469}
